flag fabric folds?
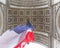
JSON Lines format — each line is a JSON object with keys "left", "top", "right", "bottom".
{"left": 0, "top": 20, "right": 34, "bottom": 48}
{"left": 14, "top": 29, "right": 34, "bottom": 48}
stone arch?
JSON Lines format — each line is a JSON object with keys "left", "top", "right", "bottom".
{"left": 56, "top": 8, "right": 60, "bottom": 35}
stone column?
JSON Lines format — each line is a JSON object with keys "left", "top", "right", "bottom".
{"left": 48, "top": 0, "right": 54, "bottom": 48}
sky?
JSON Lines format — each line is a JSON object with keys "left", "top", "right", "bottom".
{"left": 54, "top": 0, "right": 60, "bottom": 4}
{"left": 0, "top": 0, "right": 6, "bottom": 4}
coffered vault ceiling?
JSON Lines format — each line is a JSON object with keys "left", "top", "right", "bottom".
{"left": 8, "top": 0, "right": 48, "bottom": 7}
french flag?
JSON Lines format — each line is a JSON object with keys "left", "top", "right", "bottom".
{"left": 13, "top": 19, "right": 35, "bottom": 48}
{"left": 0, "top": 19, "right": 34, "bottom": 48}
{"left": 14, "top": 29, "right": 34, "bottom": 48}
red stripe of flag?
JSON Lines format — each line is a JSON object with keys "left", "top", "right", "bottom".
{"left": 14, "top": 31, "right": 34, "bottom": 48}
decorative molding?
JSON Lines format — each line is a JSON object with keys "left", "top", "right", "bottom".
{"left": 8, "top": 0, "right": 48, "bottom": 7}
